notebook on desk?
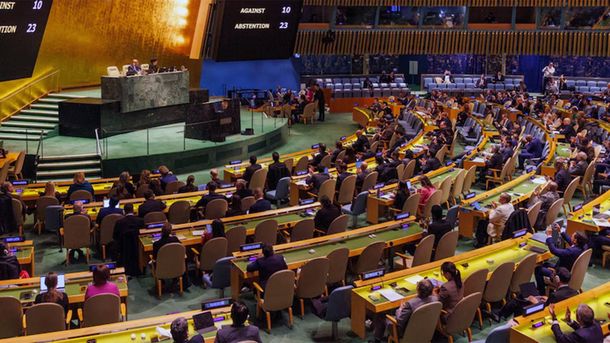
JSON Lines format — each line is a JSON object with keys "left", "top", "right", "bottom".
{"left": 193, "top": 311, "right": 216, "bottom": 334}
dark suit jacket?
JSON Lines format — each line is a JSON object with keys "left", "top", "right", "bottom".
{"left": 249, "top": 199, "right": 271, "bottom": 213}
{"left": 421, "top": 157, "right": 442, "bottom": 174}
{"left": 178, "top": 184, "right": 198, "bottom": 194}
{"left": 195, "top": 193, "right": 226, "bottom": 209}
{"left": 314, "top": 205, "right": 342, "bottom": 233}
{"left": 546, "top": 285, "right": 579, "bottom": 305}
{"left": 393, "top": 190, "right": 409, "bottom": 211}
{"left": 555, "top": 169, "right": 572, "bottom": 192}
{"left": 243, "top": 164, "right": 262, "bottom": 183}
{"left": 486, "top": 152, "right": 504, "bottom": 170}
{"left": 427, "top": 220, "right": 453, "bottom": 248}
{"left": 568, "top": 161, "right": 588, "bottom": 176}
{"left": 546, "top": 235, "right": 584, "bottom": 270}
{"left": 396, "top": 295, "right": 438, "bottom": 338}
{"left": 215, "top": 325, "right": 262, "bottom": 343}
{"left": 96, "top": 207, "right": 124, "bottom": 225}
{"left": 501, "top": 148, "right": 513, "bottom": 163}
{"left": 267, "top": 162, "right": 290, "bottom": 191}
{"left": 311, "top": 152, "right": 328, "bottom": 167}
{"left": 138, "top": 199, "right": 167, "bottom": 218}
{"left": 0, "top": 254, "right": 20, "bottom": 280}
{"left": 356, "top": 170, "right": 370, "bottom": 191}
{"left": 113, "top": 214, "right": 144, "bottom": 275}
{"left": 551, "top": 321, "right": 603, "bottom": 343}
{"left": 525, "top": 138, "right": 543, "bottom": 157}
{"left": 66, "top": 182, "right": 94, "bottom": 200}
{"left": 246, "top": 254, "right": 287, "bottom": 289}
{"left": 559, "top": 125, "right": 576, "bottom": 141}
{"left": 235, "top": 188, "right": 253, "bottom": 199}
{"left": 307, "top": 173, "right": 330, "bottom": 193}
{"left": 0, "top": 194, "right": 16, "bottom": 235}
{"left": 152, "top": 235, "right": 180, "bottom": 260}
{"left": 352, "top": 135, "right": 369, "bottom": 153}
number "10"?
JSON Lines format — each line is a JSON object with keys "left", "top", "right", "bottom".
{"left": 33, "top": 0, "right": 43, "bottom": 9}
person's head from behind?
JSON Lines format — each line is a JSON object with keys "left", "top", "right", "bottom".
{"left": 124, "top": 203, "right": 134, "bottom": 214}
{"left": 272, "top": 152, "right": 280, "bottom": 163}
{"left": 249, "top": 155, "right": 257, "bottom": 165}
{"left": 119, "top": 171, "right": 130, "bottom": 185}
{"left": 230, "top": 301, "right": 250, "bottom": 327}
{"left": 319, "top": 143, "right": 326, "bottom": 153}
{"left": 576, "top": 304, "right": 595, "bottom": 327}
{"left": 73, "top": 172, "right": 85, "bottom": 184}
{"left": 207, "top": 182, "right": 217, "bottom": 194}
{"left": 170, "top": 317, "right": 189, "bottom": 343}
{"left": 441, "top": 261, "right": 462, "bottom": 288}
{"left": 420, "top": 175, "right": 432, "bottom": 188}
{"left": 262, "top": 244, "right": 274, "bottom": 258}
{"left": 571, "top": 231, "right": 588, "bottom": 249}
{"left": 320, "top": 195, "right": 332, "bottom": 208}
{"left": 556, "top": 267, "right": 571, "bottom": 285}
{"left": 158, "top": 165, "right": 169, "bottom": 176}
{"left": 431, "top": 205, "right": 443, "bottom": 221}
{"left": 44, "top": 181, "right": 56, "bottom": 195}
{"left": 161, "top": 222, "right": 173, "bottom": 238}
{"left": 144, "top": 189, "right": 155, "bottom": 200}
{"left": 416, "top": 279, "right": 434, "bottom": 299}
{"left": 44, "top": 272, "right": 59, "bottom": 291}
{"left": 210, "top": 169, "right": 219, "bottom": 180}
{"left": 211, "top": 219, "right": 226, "bottom": 238}
{"left": 254, "top": 187, "right": 263, "bottom": 200}
{"left": 186, "top": 175, "right": 195, "bottom": 186}
{"left": 93, "top": 264, "right": 110, "bottom": 286}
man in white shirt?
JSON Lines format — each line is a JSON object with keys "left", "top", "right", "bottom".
{"left": 487, "top": 193, "right": 514, "bottom": 240}
{"left": 542, "top": 62, "right": 556, "bottom": 90}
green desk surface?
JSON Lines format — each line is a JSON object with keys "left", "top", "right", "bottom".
{"left": 233, "top": 224, "right": 423, "bottom": 273}
{"left": 14, "top": 246, "right": 32, "bottom": 261}
{"left": 512, "top": 293, "right": 610, "bottom": 342}
{"left": 56, "top": 313, "right": 233, "bottom": 343}
{"left": 0, "top": 277, "right": 128, "bottom": 304}
{"left": 378, "top": 168, "right": 462, "bottom": 198}
{"left": 473, "top": 176, "right": 545, "bottom": 208}
{"left": 355, "top": 238, "right": 548, "bottom": 306}
{"left": 556, "top": 143, "right": 572, "bottom": 158}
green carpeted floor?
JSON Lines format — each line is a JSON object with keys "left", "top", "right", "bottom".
{"left": 18, "top": 110, "right": 610, "bottom": 343}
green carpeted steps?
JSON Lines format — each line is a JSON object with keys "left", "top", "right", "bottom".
{"left": 36, "top": 153, "right": 102, "bottom": 182}
{"left": 0, "top": 93, "right": 83, "bottom": 142}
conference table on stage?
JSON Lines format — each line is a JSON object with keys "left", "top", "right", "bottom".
{"left": 366, "top": 166, "right": 462, "bottom": 224}
{"left": 458, "top": 172, "right": 548, "bottom": 238}
{"left": 0, "top": 268, "right": 128, "bottom": 308}
{"left": 510, "top": 282, "right": 610, "bottom": 342}
{"left": 137, "top": 202, "right": 322, "bottom": 270}
{"left": 6, "top": 306, "right": 233, "bottom": 343}
{"left": 229, "top": 218, "right": 422, "bottom": 300}
{"left": 349, "top": 234, "right": 552, "bottom": 338}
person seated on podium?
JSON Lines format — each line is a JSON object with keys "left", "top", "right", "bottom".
{"left": 126, "top": 59, "right": 141, "bottom": 76}
{"left": 148, "top": 58, "right": 159, "bottom": 74}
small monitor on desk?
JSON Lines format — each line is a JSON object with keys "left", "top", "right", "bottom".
{"left": 361, "top": 268, "right": 385, "bottom": 281}
{"left": 523, "top": 302, "right": 545, "bottom": 316}
{"left": 240, "top": 242, "right": 262, "bottom": 252}
{"left": 201, "top": 298, "right": 231, "bottom": 311}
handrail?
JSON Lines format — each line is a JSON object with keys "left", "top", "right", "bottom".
{"left": 0, "top": 69, "right": 61, "bottom": 121}
{"left": 95, "top": 128, "right": 103, "bottom": 156}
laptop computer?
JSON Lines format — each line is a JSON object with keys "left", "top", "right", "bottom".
{"left": 192, "top": 311, "right": 216, "bottom": 334}
{"left": 519, "top": 282, "right": 539, "bottom": 298}
{"left": 40, "top": 274, "right": 65, "bottom": 293}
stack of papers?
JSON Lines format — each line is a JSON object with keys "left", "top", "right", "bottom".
{"left": 405, "top": 275, "right": 424, "bottom": 285}
{"left": 378, "top": 289, "right": 404, "bottom": 302}
{"left": 472, "top": 157, "right": 485, "bottom": 163}
{"left": 593, "top": 218, "right": 610, "bottom": 228}
{"left": 531, "top": 178, "right": 546, "bottom": 185}
{"left": 191, "top": 230, "right": 205, "bottom": 236}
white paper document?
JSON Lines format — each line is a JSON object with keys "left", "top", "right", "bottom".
{"left": 405, "top": 275, "right": 424, "bottom": 284}
{"left": 156, "top": 327, "right": 172, "bottom": 338}
{"left": 378, "top": 289, "right": 404, "bottom": 302}
{"left": 593, "top": 218, "right": 610, "bottom": 227}
{"left": 531, "top": 178, "right": 546, "bottom": 185}
{"left": 191, "top": 230, "right": 205, "bottom": 236}
{"left": 472, "top": 157, "right": 485, "bottom": 163}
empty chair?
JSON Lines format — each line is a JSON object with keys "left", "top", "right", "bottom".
{"left": 254, "top": 219, "right": 278, "bottom": 245}
{"left": 241, "top": 196, "right": 256, "bottom": 212}
{"left": 401, "top": 193, "right": 420, "bottom": 216}
{"left": 316, "top": 179, "right": 336, "bottom": 202}
{"left": 561, "top": 177, "right": 580, "bottom": 216}
{"left": 265, "top": 177, "right": 290, "bottom": 207}
{"left": 317, "top": 285, "right": 353, "bottom": 340}
{"left": 434, "top": 230, "right": 459, "bottom": 261}
{"left": 35, "top": 196, "right": 60, "bottom": 234}
{"left": 11, "top": 198, "right": 24, "bottom": 236}
{"left": 509, "top": 253, "right": 538, "bottom": 295}
{"left": 164, "top": 181, "right": 185, "bottom": 195}
{"left": 69, "top": 189, "right": 93, "bottom": 203}
{"left": 99, "top": 213, "right": 123, "bottom": 260}
{"left": 249, "top": 168, "right": 268, "bottom": 191}
{"left": 420, "top": 190, "right": 442, "bottom": 220}
{"left": 319, "top": 155, "right": 332, "bottom": 169}
{"left": 0, "top": 162, "right": 9, "bottom": 184}
{"left": 295, "top": 258, "right": 330, "bottom": 318}
{"left": 387, "top": 301, "right": 443, "bottom": 343}
{"left": 527, "top": 201, "right": 542, "bottom": 229}
{"left": 361, "top": 171, "right": 378, "bottom": 192}
{"left": 204, "top": 198, "right": 228, "bottom": 219}
{"left": 294, "top": 156, "right": 309, "bottom": 174}
{"left": 543, "top": 198, "right": 564, "bottom": 228}
{"left": 143, "top": 211, "right": 167, "bottom": 224}
{"left": 225, "top": 226, "right": 247, "bottom": 255}
{"left": 439, "top": 292, "right": 484, "bottom": 343}
{"left": 403, "top": 160, "right": 416, "bottom": 180}
{"left": 461, "top": 166, "right": 477, "bottom": 195}
{"left": 326, "top": 247, "right": 349, "bottom": 287}
{"left": 464, "top": 268, "right": 489, "bottom": 297}
{"left": 352, "top": 241, "right": 385, "bottom": 276}
{"left": 78, "top": 293, "right": 124, "bottom": 327}
{"left": 211, "top": 256, "right": 233, "bottom": 297}
{"left": 168, "top": 200, "right": 190, "bottom": 224}
{"left": 106, "top": 66, "right": 120, "bottom": 77}
{"left": 395, "top": 234, "right": 434, "bottom": 269}
{"left": 150, "top": 243, "right": 186, "bottom": 298}
{"left": 575, "top": 162, "right": 595, "bottom": 197}
{"left": 341, "top": 191, "right": 368, "bottom": 229}
{"left": 324, "top": 214, "right": 349, "bottom": 236}
{"left": 25, "top": 303, "right": 68, "bottom": 335}
{"left": 290, "top": 219, "right": 315, "bottom": 242}
{"left": 438, "top": 176, "right": 454, "bottom": 208}
{"left": 450, "top": 170, "right": 466, "bottom": 205}
{"left": 337, "top": 175, "right": 357, "bottom": 205}
{"left": 194, "top": 237, "right": 228, "bottom": 279}
{"left": 254, "top": 270, "right": 295, "bottom": 333}
{"left": 62, "top": 215, "right": 92, "bottom": 265}
{"left": 482, "top": 262, "right": 515, "bottom": 323}
{"left": 0, "top": 296, "right": 23, "bottom": 338}
{"left": 445, "top": 205, "right": 459, "bottom": 229}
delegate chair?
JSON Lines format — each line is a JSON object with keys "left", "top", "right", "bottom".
{"left": 289, "top": 219, "right": 315, "bottom": 242}
{"left": 361, "top": 171, "right": 378, "bottom": 192}
{"left": 193, "top": 237, "right": 228, "bottom": 281}
{"left": 438, "top": 176, "right": 454, "bottom": 209}
{"left": 35, "top": 196, "right": 60, "bottom": 234}
{"left": 204, "top": 199, "right": 228, "bottom": 220}
{"left": 317, "top": 285, "right": 353, "bottom": 341}
{"left": 420, "top": 190, "right": 442, "bottom": 220}
{"left": 225, "top": 226, "right": 247, "bottom": 256}
{"left": 543, "top": 199, "right": 564, "bottom": 228}
{"left": 302, "top": 102, "right": 317, "bottom": 125}
{"left": 294, "top": 156, "right": 309, "bottom": 175}
{"left": 445, "top": 206, "right": 459, "bottom": 229}
{"left": 450, "top": 170, "right": 466, "bottom": 205}
{"left": 482, "top": 262, "right": 515, "bottom": 324}
{"left": 461, "top": 166, "right": 477, "bottom": 196}
{"left": 439, "top": 292, "right": 484, "bottom": 343}
{"left": 168, "top": 201, "right": 190, "bottom": 224}
{"left": 561, "top": 177, "right": 580, "bottom": 216}
{"left": 164, "top": 181, "right": 185, "bottom": 195}
{"left": 254, "top": 219, "right": 278, "bottom": 246}
{"left": 211, "top": 256, "right": 233, "bottom": 298}
{"left": 325, "top": 214, "right": 349, "bottom": 235}
{"left": 341, "top": 191, "right": 368, "bottom": 229}
{"left": 575, "top": 162, "right": 595, "bottom": 198}
{"left": 315, "top": 179, "right": 337, "bottom": 202}
{"left": 254, "top": 269, "right": 295, "bottom": 333}
{"left": 99, "top": 213, "right": 123, "bottom": 260}
{"left": 295, "top": 258, "right": 330, "bottom": 318}
{"left": 241, "top": 196, "right": 256, "bottom": 212}
{"left": 485, "top": 157, "right": 512, "bottom": 190}
{"left": 320, "top": 155, "right": 332, "bottom": 169}
{"left": 395, "top": 234, "right": 434, "bottom": 269}
{"left": 265, "top": 177, "right": 290, "bottom": 207}
{"left": 69, "top": 189, "right": 94, "bottom": 203}
{"left": 25, "top": 303, "right": 70, "bottom": 335}
{"left": 434, "top": 230, "right": 459, "bottom": 261}
{"left": 526, "top": 202, "right": 542, "bottom": 229}
{"left": 78, "top": 293, "right": 125, "bottom": 327}
{"left": 7, "top": 151, "right": 25, "bottom": 180}
{"left": 150, "top": 243, "right": 186, "bottom": 298}
{"left": 143, "top": 211, "right": 167, "bottom": 224}
{"left": 568, "top": 249, "right": 592, "bottom": 293}
{"left": 326, "top": 247, "right": 349, "bottom": 287}
{"left": 509, "top": 253, "right": 537, "bottom": 296}
{"left": 351, "top": 241, "right": 385, "bottom": 277}
{"left": 62, "top": 215, "right": 92, "bottom": 265}
{"left": 464, "top": 268, "right": 489, "bottom": 329}
{"left": 387, "top": 301, "right": 443, "bottom": 343}
{"left": 0, "top": 296, "right": 23, "bottom": 338}
{"left": 403, "top": 160, "right": 416, "bottom": 181}
{"left": 11, "top": 198, "right": 24, "bottom": 236}
{"left": 249, "top": 168, "right": 268, "bottom": 191}
{"left": 0, "top": 163, "right": 8, "bottom": 184}
{"left": 337, "top": 175, "right": 357, "bottom": 205}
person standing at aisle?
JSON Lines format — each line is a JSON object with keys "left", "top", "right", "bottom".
{"left": 314, "top": 84, "right": 325, "bottom": 122}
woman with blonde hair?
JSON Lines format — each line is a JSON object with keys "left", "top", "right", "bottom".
{"left": 66, "top": 172, "right": 94, "bottom": 199}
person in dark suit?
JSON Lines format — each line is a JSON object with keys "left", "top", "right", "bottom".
{"left": 234, "top": 179, "right": 253, "bottom": 199}
{"left": 420, "top": 154, "right": 442, "bottom": 174}
{"left": 553, "top": 159, "right": 572, "bottom": 193}
{"left": 534, "top": 225, "right": 588, "bottom": 295}
{"left": 266, "top": 152, "right": 290, "bottom": 191}
{"left": 178, "top": 175, "right": 198, "bottom": 194}
{"left": 243, "top": 155, "right": 261, "bottom": 185}
{"left": 126, "top": 59, "right": 141, "bottom": 76}
{"left": 171, "top": 316, "right": 204, "bottom": 343}
{"left": 352, "top": 130, "right": 370, "bottom": 153}
{"left": 314, "top": 195, "right": 342, "bottom": 233}
{"left": 558, "top": 118, "right": 576, "bottom": 142}
{"left": 314, "top": 84, "right": 325, "bottom": 122}
{"left": 355, "top": 162, "right": 370, "bottom": 192}
{"left": 568, "top": 152, "right": 588, "bottom": 177}
{"left": 495, "top": 113, "right": 513, "bottom": 135}
{"left": 138, "top": 190, "right": 167, "bottom": 218}
{"left": 147, "top": 58, "right": 159, "bottom": 74}
{"left": 246, "top": 244, "right": 287, "bottom": 289}
{"left": 427, "top": 205, "right": 453, "bottom": 248}
{"left": 500, "top": 140, "right": 514, "bottom": 163}
{"left": 306, "top": 165, "right": 330, "bottom": 193}
{"left": 335, "top": 162, "right": 352, "bottom": 191}
{"left": 330, "top": 141, "right": 344, "bottom": 164}
{"left": 0, "top": 183, "right": 16, "bottom": 235}
{"left": 96, "top": 196, "right": 124, "bottom": 225}
{"left": 372, "top": 279, "right": 437, "bottom": 342}
{"left": 112, "top": 204, "right": 143, "bottom": 276}
{"left": 518, "top": 135, "right": 543, "bottom": 169}
{"left": 546, "top": 268, "right": 579, "bottom": 305}
{"left": 0, "top": 242, "right": 20, "bottom": 280}
{"left": 389, "top": 131, "right": 407, "bottom": 153}
{"left": 248, "top": 188, "right": 271, "bottom": 214}
{"left": 152, "top": 222, "right": 180, "bottom": 260}
{"left": 311, "top": 143, "right": 328, "bottom": 167}
{"left": 393, "top": 181, "right": 411, "bottom": 211}
{"left": 195, "top": 182, "right": 226, "bottom": 209}
{"left": 549, "top": 303, "right": 603, "bottom": 343}
{"left": 215, "top": 301, "right": 262, "bottom": 343}
{"left": 479, "top": 145, "right": 504, "bottom": 183}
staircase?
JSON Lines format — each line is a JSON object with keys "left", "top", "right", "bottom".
{"left": 0, "top": 93, "right": 84, "bottom": 142}
{"left": 36, "top": 153, "right": 102, "bottom": 182}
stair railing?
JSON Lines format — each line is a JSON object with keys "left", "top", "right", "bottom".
{"left": 0, "top": 69, "right": 61, "bottom": 122}
{"left": 35, "top": 130, "right": 44, "bottom": 158}
{"left": 95, "top": 128, "right": 103, "bottom": 157}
